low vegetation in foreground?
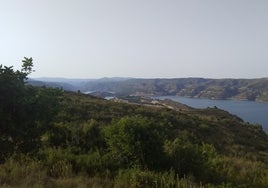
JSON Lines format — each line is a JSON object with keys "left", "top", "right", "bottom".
{"left": 1, "top": 59, "right": 268, "bottom": 187}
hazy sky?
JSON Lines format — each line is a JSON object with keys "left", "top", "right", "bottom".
{"left": 1, "top": 0, "right": 267, "bottom": 78}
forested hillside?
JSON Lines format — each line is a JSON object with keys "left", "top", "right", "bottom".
{"left": 1, "top": 60, "right": 268, "bottom": 187}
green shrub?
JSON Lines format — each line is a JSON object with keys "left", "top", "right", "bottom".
{"left": 104, "top": 116, "right": 165, "bottom": 169}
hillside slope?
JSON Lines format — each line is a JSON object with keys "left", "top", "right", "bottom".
{"left": 2, "top": 89, "right": 268, "bottom": 187}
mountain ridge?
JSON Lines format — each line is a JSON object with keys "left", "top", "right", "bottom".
{"left": 30, "top": 77, "right": 268, "bottom": 101}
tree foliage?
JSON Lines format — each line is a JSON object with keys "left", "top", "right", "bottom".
{"left": 0, "top": 58, "right": 61, "bottom": 160}
{"left": 104, "top": 116, "right": 165, "bottom": 169}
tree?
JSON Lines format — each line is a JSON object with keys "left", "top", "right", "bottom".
{"left": 104, "top": 116, "right": 165, "bottom": 169}
{"left": 0, "top": 58, "right": 61, "bottom": 161}
{"left": 21, "top": 57, "right": 34, "bottom": 77}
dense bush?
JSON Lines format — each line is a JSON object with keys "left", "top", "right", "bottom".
{"left": 104, "top": 116, "right": 166, "bottom": 169}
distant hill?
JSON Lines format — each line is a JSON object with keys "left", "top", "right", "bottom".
{"left": 29, "top": 77, "right": 131, "bottom": 92}
{"left": 28, "top": 78, "right": 79, "bottom": 91}
{"left": 30, "top": 77, "right": 268, "bottom": 101}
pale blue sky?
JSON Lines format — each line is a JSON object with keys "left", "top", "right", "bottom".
{"left": 1, "top": 0, "right": 267, "bottom": 78}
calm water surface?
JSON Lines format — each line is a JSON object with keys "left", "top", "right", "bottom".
{"left": 157, "top": 96, "right": 268, "bottom": 132}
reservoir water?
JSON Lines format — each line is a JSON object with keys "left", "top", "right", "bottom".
{"left": 157, "top": 96, "right": 268, "bottom": 132}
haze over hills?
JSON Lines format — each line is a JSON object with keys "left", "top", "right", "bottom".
{"left": 30, "top": 77, "right": 268, "bottom": 102}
